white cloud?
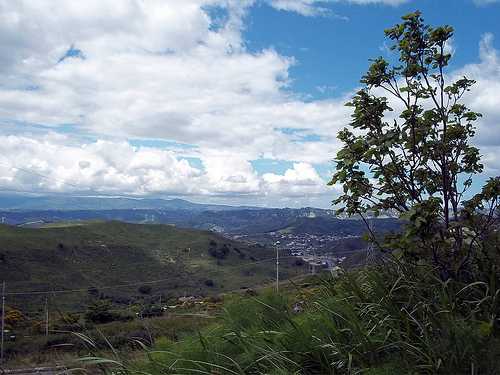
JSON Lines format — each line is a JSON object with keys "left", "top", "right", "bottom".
{"left": 343, "top": 0, "right": 409, "bottom": 5}
{"left": 0, "top": 134, "right": 330, "bottom": 200}
{"left": 473, "top": 0, "right": 500, "bottom": 5}
{"left": 268, "top": 0, "right": 332, "bottom": 16}
{"left": 268, "top": 0, "right": 410, "bottom": 14}
{"left": 0, "top": 0, "right": 355, "bottom": 206}
{"left": 453, "top": 33, "right": 500, "bottom": 173}
{"left": 0, "top": 0, "right": 349, "bottom": 166}
{"left": 267, "top": 0, "right": 409, "bottom": 16}
{"left": 0, "top": 134, "right": 203, "bottom": 195}
{"left": 263, "top": 162, "right": 327, "bottom": 196}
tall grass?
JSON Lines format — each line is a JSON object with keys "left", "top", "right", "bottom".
{"left": 86, "top": 259, "right": 500, "bottom": 374}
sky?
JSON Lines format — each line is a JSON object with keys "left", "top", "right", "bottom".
{"left": 0, "top": 0, "right": 499, "bottom": 208}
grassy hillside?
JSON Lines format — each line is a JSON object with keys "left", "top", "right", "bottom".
{"left": 0, "top": 221, "right": 305, "bottom": 311}
{"left": 278, "top": 216, "right": 400, "bottom": 236}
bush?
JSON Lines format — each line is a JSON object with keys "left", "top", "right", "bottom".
{"left": 138, "top": 285, "right": 152, "bottom": 295}
{"left": 207, "top": 244, "right": 230, "bottom": 259}
{"left": 294, "top": 258, "right": 305, "bottom": 266}
{"left": 4, "top": 307, "right": 24, "bottom": 328}
{"left": 84, "top": 300, "right": 120, "bottom": 324}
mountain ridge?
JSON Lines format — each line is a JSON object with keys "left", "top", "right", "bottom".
{"left": 0, "top": 194, "right": 262, "bottom": 211}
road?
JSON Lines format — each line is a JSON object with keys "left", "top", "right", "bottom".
{"left": 1, "top": 367, "right": 70, "bottom": 375}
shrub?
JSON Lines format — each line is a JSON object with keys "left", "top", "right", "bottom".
{"left": 84, "top": 300, "right": 119, "bottom": 324}
{"left": 207, "top": 244, "right": 230, "bottom": 259}
{"left": 138, "top": 285, "right": 152, "bottom": 295}
{"left": 295, "top": 258, "right": 305, "bottom": 266}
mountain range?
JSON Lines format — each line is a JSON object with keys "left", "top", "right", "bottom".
{"left": 0, "top": 194, "right": 258, "bottom": 211}
{"left": 0, "top": 194, "right": 400, "bottom": 236}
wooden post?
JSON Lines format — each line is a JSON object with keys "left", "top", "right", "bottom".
{"left": 275, "top": 241, "right": 280, "bottom": 293}
{"left": 45, "top": 296, "right": 49, "bottom": 337}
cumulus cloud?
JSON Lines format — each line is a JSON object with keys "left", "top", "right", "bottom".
{"left": 263, "top": 162, "right": 327, "bottom": 196}
{"left": 0, "top": 135, "right": 330, "bottom": 200}
{"left": 0, "top": 135, "right": 203, "bottom": 195}
{"left": 452, "top": 33, "right": 500, "bottom": 173}
{"left": 0, "top": 0, "right": 349, "bottom": 164}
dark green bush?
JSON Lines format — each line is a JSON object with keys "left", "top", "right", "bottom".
{"left": 138, "top": 285, "right": 152, "bottom": 295}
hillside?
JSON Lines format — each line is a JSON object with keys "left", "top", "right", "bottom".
{"left": 0, "top": 222, "right": 305, "bottom": 311}
{"left": 0, "top": 208, "right": 399, "bottom": 236}
{"left": 276, "top": 216, "right": 400, "bottom": 236}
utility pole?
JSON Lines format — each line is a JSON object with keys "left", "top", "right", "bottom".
{"left": 366, "top": 219, "right": 375, "bottom": 265}
{"left": 275, "top": 241, "right": 280, "bottom": 293}
{"left": 45, "top": 296, "right": 49, "bottom": 337}
{"left": 1, "top": 281, "right": 5, "bottom": 364}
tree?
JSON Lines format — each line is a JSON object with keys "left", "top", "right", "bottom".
{"left": 138, "top": 285, "right": 152, "bottom": 295}
{"left": 85, "top": 300, "right": 117, "bottom": 324}
{"left": 3, "top": 306, "right": 24, "bottom": 329}
{"left": 87, "top": 286, "right": 99, "bottom": 297}
{"left": 330, "top": 11, "right": 499, "bottom": 278}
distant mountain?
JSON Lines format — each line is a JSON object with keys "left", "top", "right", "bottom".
{"left": 0, "top": 207, "right": 400, "bottom": 238}
{"left": 0, "top": 194, "right": 401, "bottom": 237}
{"left": 0, "top": 194, "right": 257, "bottom": 211}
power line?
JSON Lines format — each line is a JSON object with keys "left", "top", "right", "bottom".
{"left": 4, "top": 248, "right": 367, "bottom": 293}
{"left": 1, "top": 281, "right": 5, "bottom": 364}
{"left": 4, "top": 256, "right": 300, "bottom": 296}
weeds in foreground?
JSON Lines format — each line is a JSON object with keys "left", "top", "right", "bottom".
{"left": 81, "top": 258, "right": 500, "bottom": 374}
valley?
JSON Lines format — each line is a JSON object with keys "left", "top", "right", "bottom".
{"left": 0, "top": 197, "right": 401, "bottom": 367}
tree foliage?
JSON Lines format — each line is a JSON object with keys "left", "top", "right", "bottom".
{"left": 330, "top": 11, "right": 499, "bottom": 278}
{"left": 85, "top": 300, "right": 118, "bottom": 324}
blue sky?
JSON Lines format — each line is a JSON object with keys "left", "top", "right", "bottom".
{"left": 246, "top": 0, "right": 500, "bottom": 97}
{"left": 0, "top": 0, "right": 499, "bottom": 208}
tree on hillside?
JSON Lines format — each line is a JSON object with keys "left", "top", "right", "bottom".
{"left": 85, "top": 300, "right": 117, "bottom": 324}
{"left": 330, "top": 11, "right": 499, "bottom": 279}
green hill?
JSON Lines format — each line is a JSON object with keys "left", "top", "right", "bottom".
{"left": 0, "top": 221, "right": 305, "bottom": 311}
{"left": 277, "top": 216, "right": 400, "bottom": 236}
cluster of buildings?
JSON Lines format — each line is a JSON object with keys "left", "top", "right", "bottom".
{"left": 231, "top": 231, "right": 358, "bottom": 274}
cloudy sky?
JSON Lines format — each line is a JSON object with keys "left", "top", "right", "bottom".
{"left": 0, "top": 0, "right": 499, "bottom": 208}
